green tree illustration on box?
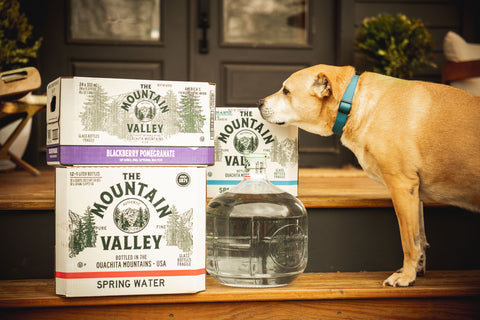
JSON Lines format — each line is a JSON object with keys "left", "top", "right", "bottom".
{"left": 68, "top": 208, "right": 98, "bottom": 257}
{"left": 177, "top": 90, "right": 206, "bottom": 133}
{"left": 165, "top": 206, "right": 194, "bottom": 253}
{"left": 80, "top": 86, "right": 180, "bottom": 139}
{"left": 109, "top": 93, "right": 139, "bottom": 138}
{"left": 270, "top": 137, "right": 298, "bottom": 167}
{"left": 113, "top": 205, "right": 149, "bottom": 233}
{"left": 135, "top": 207, "right": 147, "bottom": 228}
{"left": 80, "top": 85, "right": 110, "bottom": 131}
{"left": 164, "top": 89, "right": 181, "bottom": 135}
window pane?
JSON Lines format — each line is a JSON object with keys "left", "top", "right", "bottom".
{"left": 70, "top": 0, "right": 161, "bottom": 42}
{"left": 223, "top": 0, "right": 307, "bottom": 46}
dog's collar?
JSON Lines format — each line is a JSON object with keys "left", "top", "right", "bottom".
{"left": 333, "top": 74, "right": 359, "bottom": 136}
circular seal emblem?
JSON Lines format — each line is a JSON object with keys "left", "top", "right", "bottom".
{"left": 113, "top": 198, "right": 150, "bottom": 233}
{"left": 233, "top": 129, "right": 259, "bottom": 155}
{"left": 134, "top": 100, "right": 157, "bottom": 122}
{"left": 270, "top": 224, "right": 305, "bottom": 269}
{"left": 176, "top": 172, "right": 191, "bottom": 187}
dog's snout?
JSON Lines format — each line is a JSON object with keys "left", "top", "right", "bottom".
{"left": 257, "top": 99, "right": 265, "bottom": 108}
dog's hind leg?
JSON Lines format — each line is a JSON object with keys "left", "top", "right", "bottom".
{"left": 382, "top": 174, "right": 424, "bottom": 287}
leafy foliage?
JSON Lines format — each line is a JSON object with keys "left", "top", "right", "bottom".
{"left": 0, "top": 0, "right": 42, "bottom": 71}
{"left": 355, "top": 13, "right": 436, "bottom": 79}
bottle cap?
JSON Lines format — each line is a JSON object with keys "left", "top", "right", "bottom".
{"left": 244, "top": 153, "right": 266, "bottom": 170}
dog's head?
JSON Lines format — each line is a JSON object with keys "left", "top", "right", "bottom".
{"left": 258, "top": 64, "right": 355, "bottom": 136}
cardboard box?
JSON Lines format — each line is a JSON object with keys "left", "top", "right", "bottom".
{"left": 55, "top": 166, "right": 206, "bottom": 297}
{"left": 46, "top": 77, "right": 215, "bottom": 166}
{"left": 207, "top": 107, "right": 298, "bottom": 197}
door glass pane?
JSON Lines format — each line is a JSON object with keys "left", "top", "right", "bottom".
{"left": 223, "top": 0, "right": 308, "bottom": 46}
{"left": 70, "top": 0, "right": 161, "bottom": 43}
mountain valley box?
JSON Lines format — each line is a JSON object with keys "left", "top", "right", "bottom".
{"left": 55, "top": 166, "right": 206, "bottom": 297}
{"left": 46, "top": 77, "right": 215, "bottom": 166}
{"left": 207, "top": 107, "right": 298, "bottom": 197}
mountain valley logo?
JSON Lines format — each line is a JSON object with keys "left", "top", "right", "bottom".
{"left": 122, "top": 89, "right": 168, "bottom": 134}
{"left": 66, "top": 174, "right": 196, "bottom": 257}
{"left": 121, "top": 89, "right": 168, "bottom": 123}
{"left": 234, "top": 129, "right": 259, "bottom": 155}
{"left": 215, "top": 113, "right": 297, "bottom": 167}
{"left": 113, "top": 198, "right": 150, "bottom": 233}
{"left": 79, "top": 84, "right": 207, "bottom": 140}
{"left": 134, "top": 100, "right": 157, "bottom": 122}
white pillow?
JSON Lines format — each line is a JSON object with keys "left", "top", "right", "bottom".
{"left": 443, "top": 31, "right": 480, "bottom": 95}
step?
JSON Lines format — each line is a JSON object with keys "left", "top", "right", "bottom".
{"left": 1, "top": 169, "right": 478, "bottom": 319}
{"left": 1, "top": 271, "right": 479, "bottom": 319}
{"left": 0, "top": 168, "right": 398, "bottom": 211}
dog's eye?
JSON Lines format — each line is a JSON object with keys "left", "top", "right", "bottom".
{"left": 283, "top": 87, "right": 290, "bottom": 95}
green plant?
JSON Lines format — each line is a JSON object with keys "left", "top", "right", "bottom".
{"left": 355, "top": 13, "right": 436, "bottom": 79}
{"left": 0, "top": 0, "right": 42, "bottom": 72}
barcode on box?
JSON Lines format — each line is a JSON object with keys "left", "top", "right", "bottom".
{"left": 48, "top": 128, "right": 58, "bottom": 141}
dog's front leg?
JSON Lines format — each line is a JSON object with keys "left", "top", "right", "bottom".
{"left": 416, "top": 201, "right": 429, "bottom": 276}
{"left": 382, "top": 175, "right": 423, "bottom": 287}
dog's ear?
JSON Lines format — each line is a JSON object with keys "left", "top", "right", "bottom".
{"left": 311, "top": 73, "right": 332, "bottom": 98}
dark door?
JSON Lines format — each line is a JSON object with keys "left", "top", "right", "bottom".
{"left": 189, "top": 0, "right": 352, "bottom": 167}
{"left": 36, "top": 0, "right": 352, "bottom": 167}
{"left": 41, "top": 0, "right": 189, "bottom": 82}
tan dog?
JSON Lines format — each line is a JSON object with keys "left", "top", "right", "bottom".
{"left": 258, "top": 64, "right": 480, "bottom": 287}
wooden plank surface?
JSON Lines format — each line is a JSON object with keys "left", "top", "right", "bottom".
{"left": 0, "top": 169, "right": 55, "bottom": 210}
{"left": 0, "top": 168, "right": 397, "bottom": 211}
{"left": 1, "top": 271, "right": 479, "bottom": 309}
{"left": 298, "top": 168, "right": 395, "bottom": 208}
{"left": 1, "top": 297, "right": 479, "bottom": 320}
{"left": 0, "top": 168, "right": 446, "bottom": 210}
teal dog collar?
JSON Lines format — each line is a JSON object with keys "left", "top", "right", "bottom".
{"left": 332, "top": 75, "right": 359, "bottom": 136}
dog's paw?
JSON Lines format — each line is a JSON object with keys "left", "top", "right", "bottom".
{"left": 383, "top": 271, "right": 416, "bottom": 287}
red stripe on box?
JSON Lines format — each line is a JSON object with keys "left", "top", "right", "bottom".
{"left": 56, "top": 269, "right": 205, "bottom": 279}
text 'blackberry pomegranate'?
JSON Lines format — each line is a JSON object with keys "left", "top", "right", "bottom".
{"left": 206, "top": 153, "right": 307, "bottom": 287}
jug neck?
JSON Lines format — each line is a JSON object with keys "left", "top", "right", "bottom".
{"left": 244, "top": 166, "right": 268, "bottom": 181}
{"left": 243, "top": 153, "right": 268, "bottom": 181}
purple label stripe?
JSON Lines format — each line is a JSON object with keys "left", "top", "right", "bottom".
{"left": 46, "top": 146, "right": 59, "bottom": 162}
{"left": 52, "top": 146, "right": 214, "bottom": 165}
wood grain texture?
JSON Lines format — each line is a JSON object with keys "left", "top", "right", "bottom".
{"left": 0, "top": 168, "right": 399, "bottom": 211}
{"left": 1, "top": 271, "right": 479, "bottom": 308}
{"left": 1, "top": 271, "right": 479, "bottom": 319}
{"left": 1, "top": 298, "right": 479, "bottom": 320}
{"left": 0, "top": 168, "right": 445, "bottom": 210}
{"left": 298, "top": 168, "right": 394, "bottom": 208}
{"left": 0, "top": 169, "right": 55, "bottom": 210}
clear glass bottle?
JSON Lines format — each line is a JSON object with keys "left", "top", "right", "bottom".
{"left": 206, "top": 153, "right": 308, "bottom": 288}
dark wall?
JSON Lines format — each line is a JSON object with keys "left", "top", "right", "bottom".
{"left": 17, "top": 0, "right": 480, "bottom": 168}
{"left": 307, "top": 206, "right": 480, "bottom": 273}
{"left": 1, "top": 206, "right": 479, "bottom": 279}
